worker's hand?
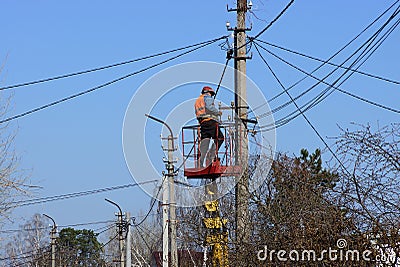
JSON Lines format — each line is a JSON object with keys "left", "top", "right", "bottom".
{"left": 218, "top": 111, "right": 222, "bottom": 116}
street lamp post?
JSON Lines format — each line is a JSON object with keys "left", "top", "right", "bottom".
{"left": 43, "top": 214, "right": 56, "bottom": 267}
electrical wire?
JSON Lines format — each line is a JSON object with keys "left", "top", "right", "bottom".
{"left": 250, "top": 0, "right": 295, "bottom": 42}
{"left": 255, "top": 45, "right": 398, "bottom": 123}
{"left": 233, "top": 0, "right": 295, "bottom": 52}
{"left": 254, "top": 42, "right": 400, "bottom": 115}
{"left": 255, "top": 41, "right": 353, "bottom": 182}
{"left": 0, "top": 220, "right": 113, "bottom": 234}
{"left": 133, "top": 212, "right": 159, "bottom": 221}
{"left": 12, "top": 249, "right": 51, "bottom": 267}
{"left": 0, "top": 223, "right": 113, "bottom": 265}
{"left": 255, "top": 40, "right": 393, "bottom": 131}
{"left": 253, "top": 15, "right": 400, "bottom": 219}
{"left": 249, "top": 0, "right": 400, "bottom": 114}
{"left": 0, "top": 246, "right": 50, "bottom": 262}
{"left": 214, "top": 50, "right": 233, "bottom": 99}
{"left": 136, "top": 223, "right": 160, "bottom": 241}
{"left": 99, "top": 232, "right": 119, "bottom": 251}
{"left": 0, "top": 219, "right": 115, "bottom": 234}
{"left": 94, "top": 223, "right": 115, "bottom": 235}
{"left": 97, "top": 224, "right": 114, "bottom": 235}
{"left": 134, "top": 176, "right": 165, "bottom": 227}
{"left": 229, "top": 0, "right": 295, "bottom": 54}
{"left": 0, "top": 36, "right": 226, "bottom": 124}
{"left": 303, "top": 16, "right": 400, "bottom": 113}
{"left": 7, "top": 180, "right": 158, "bottom": 208}
{"left": 0, "top": 193, "right": 160, "bottom": 239}
{"left": 256, "top": 40, "right": 400, "bottom": 86}
{"left": 1, "top": 223, "right": 117, "bottom": 265}
{"left": 300, "top": 6, "right": 400, "bottom": 113}
{"left": 134, "top": 225, "right": 153, "bottom": 252}
{"left": 0, "top": 36, "right": 228, "bottom": 91}
{"left": 0, "top": 3, "right": 293, "bottom": 257}
{"left": 304, "top": 13, "right": 400, "bottom": 111}
{"left": 59, "top": 219, "right": 114, "bottom": 230}
{"left": 253, "top": 6, "right": 400, "bottom": 131}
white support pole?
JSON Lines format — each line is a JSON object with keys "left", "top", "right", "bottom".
{"left": 168, "top": 135, "right": 178, "bottom": 267}
{"left": 126, "top": 212, "right": 132, "bottom": 267}
{"left": 162, "top": 175, "right": 169, "bottom": 267}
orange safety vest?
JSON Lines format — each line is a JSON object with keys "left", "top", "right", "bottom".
{"left": 194, "top": 94, "right": 217, "bottom": 122}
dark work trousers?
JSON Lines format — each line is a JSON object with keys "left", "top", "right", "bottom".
{"left": 198, "top": 119, "right": 224, "bottom": 167}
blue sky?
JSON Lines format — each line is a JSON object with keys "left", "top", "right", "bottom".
{"left": 0, "top": 0, "right": 399, "bottom": 241}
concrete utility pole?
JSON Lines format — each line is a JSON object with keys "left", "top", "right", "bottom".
{"left": 167, "top": 133, "right": 178, "bottom": 267}
{"left": 145, "top": 114, "right": 178, "bottom": 267}
{"left": 118, "top": 213, "right": 125, "bottom": 267}
{"left": 105, "top": 199, "right": 125, "bottom": 267}
{"left": 125, "top": 212, "right": 132, "bottom": 267}
{"left": 161, "top": 173, "right": 169, "bottom": 267}
{"left": 43, "top": 214, "right": 56, "bottom": 267}
{"left": 233, "top": 0, "right": 250, "bottom": 245}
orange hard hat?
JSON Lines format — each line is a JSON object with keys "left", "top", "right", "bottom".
{"left": 201, "top": 86, "right": 215, "bottom": 96}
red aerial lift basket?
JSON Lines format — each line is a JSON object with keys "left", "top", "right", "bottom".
{"left": 181, "top": 124, "right": 241, "bottom": 179}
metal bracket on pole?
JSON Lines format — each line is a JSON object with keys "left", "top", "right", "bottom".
{"left": 227, "top": 4, "right": 237, "bottom": 12}
{"left": 233, "top": 52, "right": 253, "bottom": 60}
{"left": 227, "top": 1, "right": 253, "bottom": 12}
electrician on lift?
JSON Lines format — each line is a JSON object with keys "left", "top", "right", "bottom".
{"left": 194, "top": 86, "right": 224, "bottom": 168}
